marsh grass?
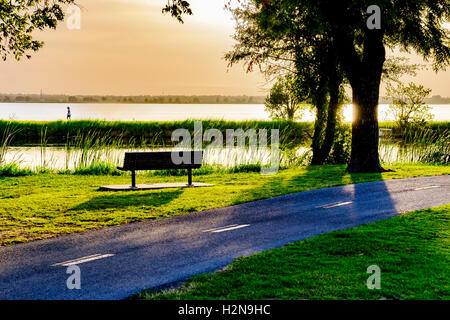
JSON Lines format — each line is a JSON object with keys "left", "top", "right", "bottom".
{"left": 71, "top": 129, "right": 125, "bottom": 170}
{"left": 0, "top": 120, "right": 448, "bottom": 177}
{"left": 0, "top": 119, "right": 311, "bottom": 146}
{"left": 0, "top": 120, "right": 19, "bottom": 165}
{"left": 0, "top": 121, "right": 29, "bottom": 176}
{"left": 380, "top": 127, "right": 449, "bottom": 164}
{"left": 0, "top": 162, "right": 33, "bottom": 177}
{"left": 36, "top": 126, "right": 57, "bottom": 173}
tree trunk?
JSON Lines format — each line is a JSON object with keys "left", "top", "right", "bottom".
{"left": 315, "top": 82, "right": 339, "bottom": 164}
{"left": 310, "top": 89, "right": 328, "bottom": 165}
{"left": 335, "top": 29, "right": 387, "bottom": 172}
{"left": 347, "top": 82, "right": 384, "bottom": 172}
{"left": 310, "top": 89, "right": 339, "bottom": 165}
{"left": 310, "top": 52, "right": 341, "bottom": 166}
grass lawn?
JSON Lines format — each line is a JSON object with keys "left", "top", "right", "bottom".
{"left": 137, "top": 204, "right": 450, "bottom": 300}
{"left": 0, "top": 164, "right": 449, "bottom": 246}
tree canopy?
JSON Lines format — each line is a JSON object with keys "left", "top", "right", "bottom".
{"left": 162, "top": 0, "right": 192, "bottom": 23}
{"left": 0, "top": 0, "right": 75, "bottom": 61}
{"left": 387, "top": 82, "right": 433, "bottom": 131}
{"left": 265, "top": 75, "right": 305, "bottom": 121}
{"left": 224, "top": 0, "right": 449, "bottom": 171}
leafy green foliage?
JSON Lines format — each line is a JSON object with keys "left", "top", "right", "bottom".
{"left": 386, "top": 82, "right": 433, "bottom": 132}
{"left": 214, "top": 0, "right": 449, "bottom": 171}
{"left": 0, "top": 0, "right": 75, "bottom": 60}
{"left": 264, "top": 75, "right": 306, "bottom": 120}
{"left": 224, "top": 1, "right": 349, "bottom": 165}
{"left": 381, "top": 57, "right": 424, "bottom": 85}
{"left": 162, "top": 0, "right": 192, "bottom": 23}
{"left": 326, "top": 124, "right": 352, "bottom": 164}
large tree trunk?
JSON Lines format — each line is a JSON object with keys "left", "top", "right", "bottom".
{"left": 335, "top": 29, "right": 387, "bottom": 172}
{"left": 347, "top": 81, "right": 384, "bottom": 172}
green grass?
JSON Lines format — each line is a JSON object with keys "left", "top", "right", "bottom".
{"left": 0, "top": 163, "right": 34, "bottom": 177}
{"left": 137, "top": 204, "right": 450, "bottom": 300}
{"left": 0, "top": 164, "right": 448, "bottom": 246}
{"left": 73, "top": 162, "right": 123, "bottom": 176}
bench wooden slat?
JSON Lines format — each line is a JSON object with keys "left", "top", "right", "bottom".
{"left": 118, "top": 151, "right": 203, "bottom": 171}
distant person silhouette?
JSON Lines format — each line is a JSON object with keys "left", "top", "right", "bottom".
{"left": 67, "top": 107, "right": 71, "bottom": 120}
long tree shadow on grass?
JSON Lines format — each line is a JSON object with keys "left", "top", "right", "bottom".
{"left": 70, "top": 189, "right": 184, "bottom": 211}
{"left": 239, "top": 165, "right": 395, "bottom": 203}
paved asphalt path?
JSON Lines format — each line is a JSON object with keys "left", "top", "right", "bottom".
{"left": 0, "top": 175, "right": 449, "bottom": 300}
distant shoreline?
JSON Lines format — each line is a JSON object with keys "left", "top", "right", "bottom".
{"left": 0, "top": 95, "right": 267, "bottom": 105}
{"left": 0, "top": 101, "right": 267, "bottom": 105}
{"left": 0, "top": 94, "right": 449, "bottom": 105}
{"left": 1, "top": 101, "right": 449, "bottom": 106}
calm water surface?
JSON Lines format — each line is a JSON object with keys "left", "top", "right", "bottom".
{"left": 1, "top": 103, "right": 449, "bottom": 122}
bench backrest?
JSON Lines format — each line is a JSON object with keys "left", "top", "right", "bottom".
{"left": 122, "top": 151, "right": 203, "bottom": 171}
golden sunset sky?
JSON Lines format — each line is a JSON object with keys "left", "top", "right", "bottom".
{"left": 0, "top": 0, "right": 449, "bottom": 97}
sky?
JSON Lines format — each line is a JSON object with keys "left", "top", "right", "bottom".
{"left": 0, "top": 0, "right": 449, "bottom": 97}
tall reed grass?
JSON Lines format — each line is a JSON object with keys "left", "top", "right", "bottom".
{"left": 380, "top": 127, "right": 449, "bottom": 164}
{"left": 0, "top": 120, "right": 18, "bottom": 165}
{"left": 0, "top": 121, "right": 34, "bottom": 176}
{"left": 0, "top": 120, "right": 448, "bottom": 177}
{"left": 0, "top": 119, "right": 312, "bottom": 147}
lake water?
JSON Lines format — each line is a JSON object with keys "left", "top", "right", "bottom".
{"left": 3, "top": 142, "right": 441, "bottom": 171}
{"left": 3, "top": 146, "right": 305, "bottom": 170}
{"left": 0, "top": 103, "right": 449, "bottom": 122}
{"left": 2, "top": 103, "right": 447, "bottom": 170}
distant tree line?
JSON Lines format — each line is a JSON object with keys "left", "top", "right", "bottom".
{"left": 0, "top": 94, "right": 266, "bottom": 104}
{"left": 1, "top": 94, "right": 448, "bottom": 105}
{"left": 379, "top": 95, "right": 450, "bottom": 105}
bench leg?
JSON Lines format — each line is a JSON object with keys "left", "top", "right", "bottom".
{"left": 188, "top": 168, "right": 192, "bottom": 186}
{"left": 131, "top": 170, "right": 136, "bottom": 188}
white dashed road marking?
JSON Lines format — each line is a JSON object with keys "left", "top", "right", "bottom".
{"left": 319, "top": 201, "right": 353, "bottom": 209}
{"left": 51, "top": 254, "right": 115, "bottom": 267}
{"left": 414, "top": 185, "right": 440, "bottom": 191}
{"left": 203, "top": 224, "right": 251, "bottom": 233}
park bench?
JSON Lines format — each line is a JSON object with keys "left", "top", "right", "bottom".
{"left": 117, "top": 151, "right": 203, "bottom": 188}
